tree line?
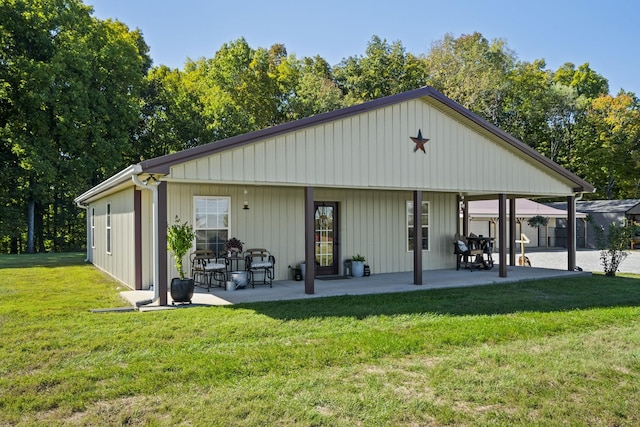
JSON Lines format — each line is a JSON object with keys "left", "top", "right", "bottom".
{"left": 1, "top": 0, "right": 639, "bottom": 253}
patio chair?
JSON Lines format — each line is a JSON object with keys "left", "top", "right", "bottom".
{"left": 190, "top": 249, "right": 212, "bottom": 286}
{"left": 244, "top": 248, "right": 275, "bottom": 287}
{"left": 190, "top": 249, "right": 227, "bottom": 291}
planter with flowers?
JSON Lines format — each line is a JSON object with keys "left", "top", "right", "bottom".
{"left": 351, "top": 254, "right": 366, "bottom": 277}
{"left": 167, "top": 216, "right": 196, "bottom": 304}
{"left": 224, "top": 237, "right": 244, "bottom": 257}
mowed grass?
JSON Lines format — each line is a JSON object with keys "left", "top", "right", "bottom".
{"left": 1, "top": 253, "right": 640, "bottom": 426}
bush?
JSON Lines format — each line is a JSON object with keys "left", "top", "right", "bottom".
{"left": 589, "top": 219, "right": 636, "bottom": 277}
{"left": 167, "top": 216, "right": 196, "bottom": 279}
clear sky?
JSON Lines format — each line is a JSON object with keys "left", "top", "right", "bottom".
{"left": 88, "top": 0, "right": 639, "bottom": 96}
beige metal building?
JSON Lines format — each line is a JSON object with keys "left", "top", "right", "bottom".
{"left": 75, "top": 87, "right": 594, "bottom": 305}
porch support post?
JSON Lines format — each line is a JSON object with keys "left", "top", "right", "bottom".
{"left": 158, "top": 181, "right": 168, "bottom": 306}
{"left": 509, "top": 198, "right": 517, "bottom": 266}
{"left": 567, "top": 195, "right": 576, "bottom": 271}
{"left": 413, "top": 190, "right": 423, "bottom": 285}
{"left": 134, "top": 189, "right": 142, "bottom": 290}
{"left": 456, "top": 195, "right": 462, "bottom": 235}
{"left": 304, "top": 186, "right": 315, "bottom": 294}
{"left": 462, "top": 199, "right": 469, "bottom": 237}
{"left": 498, "top": 193, "right": 507, "bottom": 277}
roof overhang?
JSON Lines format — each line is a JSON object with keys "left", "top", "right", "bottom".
{"left": 74, "top": 165, "right": 143, "bottom": 205}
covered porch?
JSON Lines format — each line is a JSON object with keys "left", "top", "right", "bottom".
{"left": 121, "top": 264, "right": 591, "bottom": 310}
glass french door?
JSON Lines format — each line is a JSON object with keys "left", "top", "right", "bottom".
{"left": 314, "top": 202, "right": 339, "bottom": 276}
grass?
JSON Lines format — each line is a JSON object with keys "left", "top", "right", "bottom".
{"left": 1, "top": 253, "right": 640, "bottom": 425}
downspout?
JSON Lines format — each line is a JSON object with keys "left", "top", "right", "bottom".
{"left": 75, "top": 201, "right": 90, "bottom": 262}
{"left": 132, "top": 173, "right": 160, "bottom": 304}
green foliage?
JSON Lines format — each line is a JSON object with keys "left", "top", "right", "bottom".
{"left": 553, "top": 62, "right": 609, "bottom": 98}
{"left": 2, "top": 256, "right": 640, "bottom": 425}
{"left": 425, "top": 32, "right": 515, "bottom": 122}
{"left": 352, "top": 254, "right": 366, "bottom": 262}
{"left": 166, "top": 216, "right": 195, "bottom": 279}
{"left": 0, "top": 0, "right": 150, "bottom": 253}
{"left": 334, "top": 35, "right": 427, "bottom": 104}
{"left": 589, "top": 219, "right": 636, "bottom": 276}
{"left": 527, "top": 215, "right": 550, "bottom": 228}
{"left": 578, "top": 92, "right": 640, "bottom": 199}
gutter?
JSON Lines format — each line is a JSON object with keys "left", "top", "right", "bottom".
{"left": 131, "top": 174, "right": 161, "bottom": 306}
{"left": 74, "top": 164, "right": 142, "bottom": 205}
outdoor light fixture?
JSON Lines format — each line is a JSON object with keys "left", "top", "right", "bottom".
{"left": 243, "top": 188, "right": 249, "bottom": 210}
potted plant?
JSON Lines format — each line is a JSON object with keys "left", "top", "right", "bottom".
{"left": 223, "top": 237, "right": 244, "bottom": 257}
{"left": 167, "top": 216, "right": 196, "bottom": 304}
{"left": 351, "top": 254, "right": 366, "bottom": 277}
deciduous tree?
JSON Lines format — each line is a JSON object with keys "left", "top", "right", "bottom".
{"left": 0, "top": 0, "right": 150, "bottom": 252}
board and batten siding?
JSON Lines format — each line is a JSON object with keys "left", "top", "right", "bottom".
{"left": 169, "top": 98, "right": 577, "bottom": 197}
{"left": 89, "top": 187, "right": 136, "bottom": 287}
{"left": 166, "top": 183, "right": 458, "bottom": 280}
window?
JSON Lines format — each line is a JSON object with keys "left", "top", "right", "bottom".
{"left": 90, "top": 207, "right": 95, "bottom": 249}
{"left": 194, "top": 197, "right": 230, "bottom": 255}
{"left": 106, "top": 203, "right": 111, "bottom": 254}
{"left": 407, "top": 201, "right": 429, "bottom": 251}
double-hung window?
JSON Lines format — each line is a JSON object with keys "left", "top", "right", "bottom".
{"left": 194, "top": 197, "right": 230, "bottom": 255}
{"left": 407, "top": 201, "right": 429, "bottom": 251}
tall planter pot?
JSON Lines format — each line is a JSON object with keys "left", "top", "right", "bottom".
{"left": 351, "top": 261, "right": 365, "bottom": 277}
{"left": 171, "top": 278, "right": 194, "bottom": 305}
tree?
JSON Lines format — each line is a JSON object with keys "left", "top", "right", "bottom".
{"left": 540, "top": 82, "right": 586, "bottom": 166}
{"left": 0, "top": 0, "right": 150, "bottom": 252}
{"left": 424, "top": 32, "right": 515, "bottom": 123}
{"left": 553, "top": 62, "right": 609, "bottom": 99}
{"left": 577, "top": 92, "right": 640, "bottom": 199}
{"left": 500, "top": 59, "right": 553, "bottom": 150}
{"left": 286, "top": 55, "right": 344, "bottom": 120}
{"left": 334, "top": 35, "right": 427, "bottom": 105}
{"left": 135, "top": 65, "right": 212, "bottom": 158}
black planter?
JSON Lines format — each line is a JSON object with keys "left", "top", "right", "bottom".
{"left": 170, "top": 278, "right": 194, "bottom": 305}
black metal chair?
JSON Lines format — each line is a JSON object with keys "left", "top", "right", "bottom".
{"left": 243, "top": 248, "right": 275, "bottom": 287}
{"left": 190, "top": 249, "right": 212, "bottom": 286}
{"left": 190, "top": 249, "right": 226, "bottom": 291}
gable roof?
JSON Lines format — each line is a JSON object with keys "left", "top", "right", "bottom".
{"left": 76, "top": 86, "right": 594, "bottom": 204}
{"left": 138, "top": 86, "right": 594, "bottom": 193}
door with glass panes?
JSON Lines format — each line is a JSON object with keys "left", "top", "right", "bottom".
{"left": 314, "top": 202, "right": 339, "bottom": 276}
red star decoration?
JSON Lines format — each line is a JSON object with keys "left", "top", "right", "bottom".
{"left": 410, "top": 129, "right": 429, "bottom": 153}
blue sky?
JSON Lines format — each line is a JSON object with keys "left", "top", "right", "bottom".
{"left": 89, "top": 0, "right": 639, "bottom": 96}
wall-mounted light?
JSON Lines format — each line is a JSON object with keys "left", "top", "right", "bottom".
{"left": 243, "top": 188, "right": 249, "bottom": 210}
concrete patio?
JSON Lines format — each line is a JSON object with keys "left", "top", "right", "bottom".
{"left": 120, "top": 264, "right": 591, "bottom": 311}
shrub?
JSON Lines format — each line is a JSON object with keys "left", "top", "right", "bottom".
{"left": 167, "top": 216, "right": 196, "bottom": 279}
{"left": 589, "top": 219, "right": 636, "bottom": 277}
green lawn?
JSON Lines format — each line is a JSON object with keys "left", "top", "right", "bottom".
{"left": 2, "top": 253, "right": 640, "bottom": 426}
